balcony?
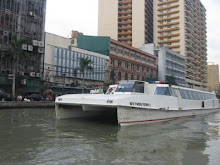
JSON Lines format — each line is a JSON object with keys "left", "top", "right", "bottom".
{"left": 118, "top": 0, "right": 132, "bottom": 5}
{"left": 158, "top": 16, "right": 180, "bottom": 22}
{"left": 157, "top": 21, "right": 180, "bottom": 27}
{"left": 118, "top": 10, "right": 132, "bottom": 14}
{"left": 158, "top": 39, "right": 180, "bottom": 44}
{"left": 118, "top": 20, "right": 132, "bottom": 25}
{"left": 157, "top": 5, "right": 179, "bottom": 11}
{"left": 158, "top": 10, "right": 179, "bottom": 16}
{"left": 158, "top": 0, "right": 179, "bottom": 6}
{"left": 118, "top": 15, "right": 132, "bottom": 20}
{"left": 118, "top": 4, "right": 132, "bottom": 9}
{"left": 118, "top": 31, "right": 132, "bottom": 35}
{"left": 118, "top": 36, "right": 132, "bottom": 41}
{"left": 158, "top": 27, "right": 180, "bottom": 33}
{"left": 158, "top": 33, "right": 180, "bottom": 38}
{"left": 118, "top": 26, "right": 132, "bottom": 30}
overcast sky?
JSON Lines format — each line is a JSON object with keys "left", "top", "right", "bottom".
{"left": 45, "top": 0, "right": 220, "bottom": 65}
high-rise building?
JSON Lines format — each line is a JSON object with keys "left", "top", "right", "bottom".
{"left": 207, "top": 64, "right": 219, "bottom": 93}
{"left": 98, "top": 0, "right": 153, "bottom": 48}
{"left": 0, "top": 0, "right": 46, "bottom": 94}
{"left": 154, "top": 0, "right": 207, "bottom": 90}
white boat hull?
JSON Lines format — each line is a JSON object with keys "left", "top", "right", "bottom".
{"left": 55, "top": 81, "right": 220, "bottom": 126}
{"left": 117, "top": 106, "right": 220, "bottom": 126}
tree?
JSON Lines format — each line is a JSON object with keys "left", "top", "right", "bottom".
{"left": 3, "top": 34, "right": 29, "bottom": 99}
{"left": 146, "top": 74, "right": 156, "bottom": 82}
{"left": 165, "top": 75, "right": 178, "bottom": 85}
{"left": 79, "top": 57, "right": 93, "bottom": 93}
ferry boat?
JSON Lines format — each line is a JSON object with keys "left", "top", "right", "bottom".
{"left": 55, "top": 80, "right": 220, "bottom": 126}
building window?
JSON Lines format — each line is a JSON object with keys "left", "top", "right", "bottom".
{"left": 110, "top": 46, "right": 116, "bottom": 52}
{"left": 131, "top": 53, "right": 135, "bottom": 58}
{"left": 125, "top": 73, "right": 128, "bottom": 80}
{"left": 125, "top": 61, "right": 129, "bottom": 69}
{"left": 125, "top": 51, "right": 129, "bottom": 56}
{"left": 131, "top": 74, "right": 134, "bottom": 80}
{"left": 137, "top": 65, "right": 139, "bottom": 71}
{"left": 118, "top": 72, "right": 121, "bottom": 81}
{"left": 131, "top": 64, "right": 134, "bottom": 70}
{"left": 118, "top": 60, "right": 122, "bottom": 67}
{"left": 111, "top": 58, "right": 115, "bottom": 65}
{"left": 118, "top": 49, "right": 123, "bottom": 54}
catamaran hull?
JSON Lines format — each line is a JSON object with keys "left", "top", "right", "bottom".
{"left": 117, "top": 107, "right": 220, "bottom": 126}
{"left": 55, "top": 103, "right": 220, "bottom": 126}
{"left": 55, "top": 104, "right": 117, "bottom": 119}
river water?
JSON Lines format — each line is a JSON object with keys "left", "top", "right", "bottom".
{"left": 0, "top": 108, "right": 220, "bottom": 165}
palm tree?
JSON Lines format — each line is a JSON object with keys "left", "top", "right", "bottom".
{"left": 79, "top": 57, "right": 93, "bottom": 93}
{"left": 3, "top": 34, "right": 29, "bottom": 99}
{"left": 165, "top": 75, "right": 177, "bottom": 85}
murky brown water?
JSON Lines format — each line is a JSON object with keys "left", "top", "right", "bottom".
{"left": 0, "top": 108, "right": 220, "bottom": 165}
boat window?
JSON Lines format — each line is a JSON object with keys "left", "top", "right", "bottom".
{"left": 204, "top": 94, "right": 209, "bottom": 100}
{"left": 191, "top": 91, "right": 197, "bottom": 100}
{"left": 212, "top": 94, "right": 215, "bottom": 99}
{"left": 201, "top": 93, "right": 206, "bottom": 100}
{"left": 170, "top": 88, "right": 177, "bottom": 97}
{"left": 155, "top": 87, "right": 171, "bottom": 96}
{"left": 185, "top": 90, "right": 193, "bottom": 100}
{"left": 132, "top": 82, "right": 144, "bottom": 93}
{"left": 115, "top": 81, "right": 135, "bottom": 92}
{"left": 196, "top": 92, "right": 202, "bottom": 100}
{"left": 195, "top": 92, "right": 200, "bottom": 100}
{"left": 179, "top": 89, "right": 187, "bottom": 99}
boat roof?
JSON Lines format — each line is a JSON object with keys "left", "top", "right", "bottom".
{"left": 155, "top": 84, "right": 215, "bottom": 95}
{"left": 118, "top": 80, "right": 215, "bottom": 95}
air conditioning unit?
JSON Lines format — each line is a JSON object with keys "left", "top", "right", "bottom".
{"left": 22, "top": 44, "right": 28, "bottom": 50}
{"left": 30, "top": 72, "right": 35, "bottom": 77}
{"left": 3, "top": 31, "right": 9, "bottom": 36}
{"left": 17, "top": 71, "right": 24, "bottom": 76}
{"left": 28, "top": 45, "right": 33, "bottom": 51}
{"left": 8, "top": 74, "right": 13, "bottom": 80}
{"left": 33, "top": 40, "right": 38, "bottom": 46}
{"left": 36, "top": 73, "right": 41, "bottom": 77}
{"left": 38, "top": 48, "right": 44, "bottom": 53}
{"left": 29, "top": 11, "right": 34, "bottom": 16}
{"left": 38, "top": 41, "right": 44, "bottom": 47}
{"left": 21, "top": 79, "right": 26, "bottom": 85}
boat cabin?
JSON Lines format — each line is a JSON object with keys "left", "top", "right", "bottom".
{"left": 113, "top": 80, "right": 216, "bottom": 101}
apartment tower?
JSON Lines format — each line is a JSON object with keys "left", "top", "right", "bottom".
{"left": 154, "top": 0, "right": 207, "bottom": 90}
{"left": 98, "top": 0, "right": 153, "bottom": 48}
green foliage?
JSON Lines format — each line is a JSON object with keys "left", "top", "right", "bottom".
{"left": 165, "top": 75, "right": 178, "bottom": 85}
{"left": 3, "top": 34, "right": 30, "bottom": 63}
{"left": 146, "top": 74, "right": 156, "bottom": 82}
{"left": 79, "top": 57, "right": 93, "bottom": 73}
{"left": 79, "top": 57, "right": 93, "bottom": 93}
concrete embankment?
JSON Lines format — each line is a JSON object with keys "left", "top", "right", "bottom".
{"left": 0, "top": 101, "right": 55, "bottom": 109}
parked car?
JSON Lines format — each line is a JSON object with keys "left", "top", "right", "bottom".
{"left": 27, "top": 94, "right": 43, "bottom": 101}
{"left": 0, "top": 89, "right": 13, "bottom": 101}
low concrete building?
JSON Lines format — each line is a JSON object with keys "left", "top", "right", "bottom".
{"left": 207, "top": 64, "right": 219, "bottom": 93}
{"left": 76, "top": 35, "right": 158, "bottom": 85}
{"left": 141, "top": 44, "right": 185, "bottom": 87}
{"left": 44, "top": 32, "right": 109, "bottom": 94}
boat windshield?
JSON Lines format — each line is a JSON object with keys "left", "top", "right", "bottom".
{"left": 115, "top": 81, "right": 135, "bottom": 92}
{"left": 155, "top": 87, "right": 171, "bottom": 96}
